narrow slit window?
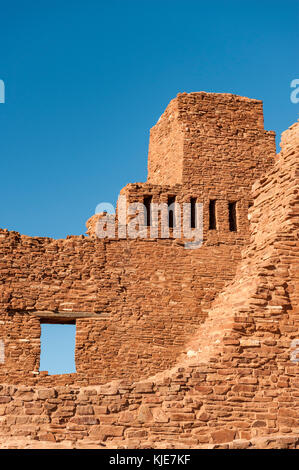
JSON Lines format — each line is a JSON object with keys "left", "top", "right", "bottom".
{"left": 229, "top": 201, "right": 237, "bottom": 232}
{"left": 144, "top": 196, "right": 152, "bottom": 227}
{"left": 0, "top": 339, "right": 4, "bottom": 364}
{"left": 39, "top": 323, "right": 76, "bottom": 375}
{"left": 168, "top": 196, "right": 176, "bottom": 228}
{"left": 209, "top": 200, "right": 217, "bottom": 230}
{"left": 190, "top": 198, "right": 197, "bottom": 229}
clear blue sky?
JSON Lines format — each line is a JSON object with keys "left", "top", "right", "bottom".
{"left": 40, "top": 324, "right": 76, "bottom": 374}
{"left": 0, "top": 0, "right": 298, "bottom": 240}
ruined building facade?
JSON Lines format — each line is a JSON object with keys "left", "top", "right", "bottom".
{"left": 0, "top": 92, "right": 298, "bottom": 448}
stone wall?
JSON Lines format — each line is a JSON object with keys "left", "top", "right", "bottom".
{"left": 0, "top": 95, "right": 297, "bottom": 449}
{"left": 0, "top": 118, "right": 296, "bottom": 449}
{"left": 0, "top": 92, "right": 275, "bottom": 386}
{"left": 0, "top": 233, "right": 242, "bottom": 385}
{"left": 148, "top": 92, "right": 276, "bottom": 188}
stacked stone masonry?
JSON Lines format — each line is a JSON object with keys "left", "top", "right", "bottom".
{"left": 0, "top": 92, "right": 297, "bottom": 448}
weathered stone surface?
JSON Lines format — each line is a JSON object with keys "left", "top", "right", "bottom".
{"left": 0, "top": 93, "right": 297, "bottom": 449}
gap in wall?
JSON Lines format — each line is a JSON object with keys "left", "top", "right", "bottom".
{"left": 39, "top": 323, "right": 76, "bottom": 375}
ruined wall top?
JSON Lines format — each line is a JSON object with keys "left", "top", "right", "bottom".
{"left": 279, "top": 118, "right": 299, "bottom": 154}
{"left": 147, "top": 92, "right": 276, "bottom": 189}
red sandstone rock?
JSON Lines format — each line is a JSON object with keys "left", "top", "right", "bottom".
{"left": 0, "top": 94, "right": 298, "bottom": 449}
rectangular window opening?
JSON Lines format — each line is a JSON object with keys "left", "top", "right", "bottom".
{"left": 144, "top": 195, "right": 152, "bottom": 227}
{"left": 39, "top": 322, "right": 76, "bottom": 375}
{"left": 209, "top": 199, "right": 217, "bottom": 230}
{"left": 229, "top": 201, "right": 237, "bottom": 232}
{"left": 168, "top": 196, "right": 176, "bottom": 228}
{"left": 190, "top": 197, "right": 197, "bottom": 229}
